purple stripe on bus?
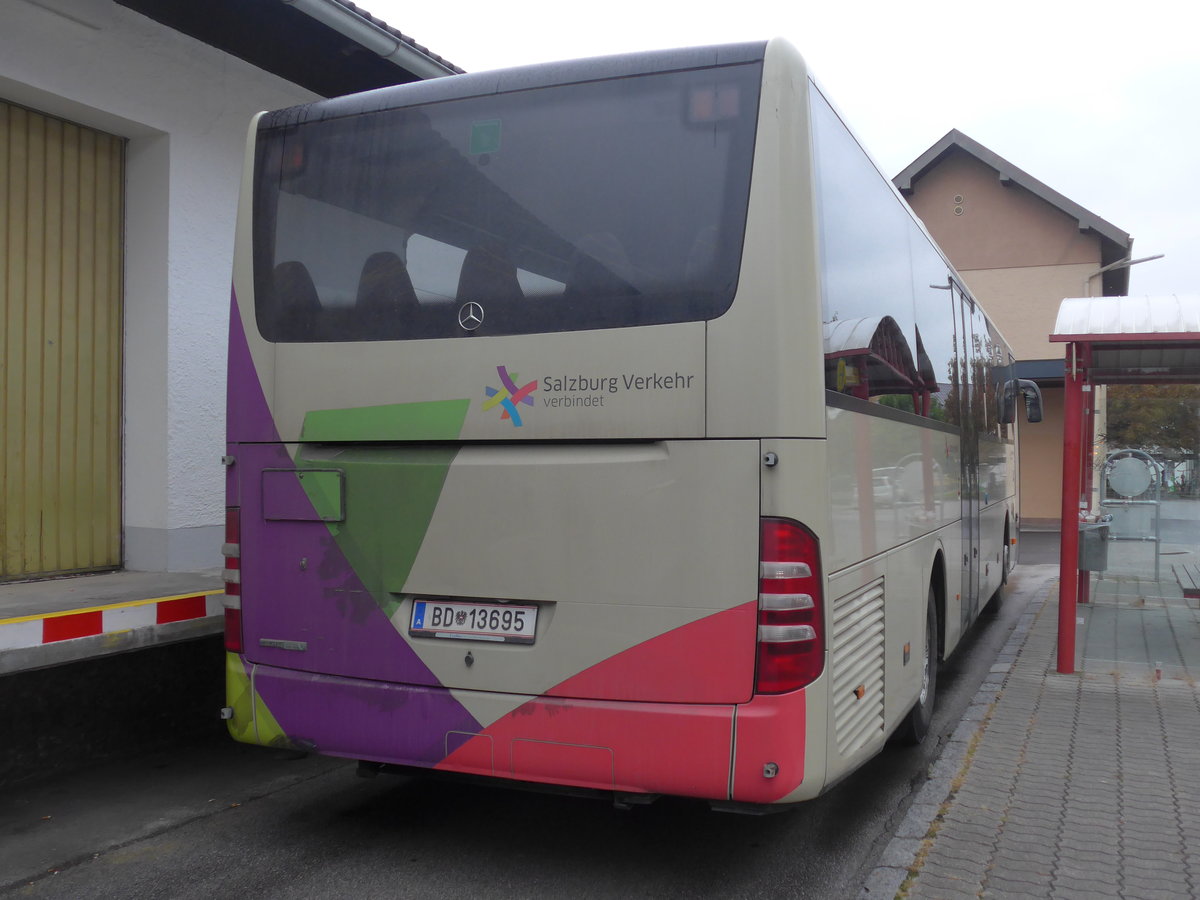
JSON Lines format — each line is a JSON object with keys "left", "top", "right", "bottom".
{"left": 226, "top": 295, "right": 481, "bottom": 743}
{"left": 251, "top": 665, "right": 481, "bottom": 769}
{"left": 235, "top": 441, "right": 469, "bottom": 692}
{"left": 261, "top": 469, "right": 333, "bottom": 521}
{"left": 226, "top": 290, "right": 280, "bottom": 445}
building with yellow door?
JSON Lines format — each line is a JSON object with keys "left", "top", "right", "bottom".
{"left": 1, "top": 0, "right": 457, "bottom": 581}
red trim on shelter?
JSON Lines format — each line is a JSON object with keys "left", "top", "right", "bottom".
{"left": 1051, "top": 331, "right": 1200, "bottom": 343}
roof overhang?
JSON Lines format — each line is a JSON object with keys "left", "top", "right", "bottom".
{"left": 115, "top": 0, "right": 461, "bottom": 97}
{"left": 1013, "top": 358, "right": 1065, "bottom": 386}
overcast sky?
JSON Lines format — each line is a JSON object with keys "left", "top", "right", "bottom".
{"left": 368, "top": 0, "right": 1197, "bottom": 297}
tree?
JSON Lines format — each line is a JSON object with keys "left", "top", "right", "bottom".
{"left": 1104, "top": 384, "right": 1200, "bottom": 461}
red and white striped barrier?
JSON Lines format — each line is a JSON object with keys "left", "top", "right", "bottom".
{"left": 0, "top": 592, "right": 223, "bottom": 653}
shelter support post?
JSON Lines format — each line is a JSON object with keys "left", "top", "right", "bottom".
{"left": 1058, "top": 342, "right": 1085, "bottom": 674}
{"left": 1079, "top": 392, "right": 1097, "bottom": 606}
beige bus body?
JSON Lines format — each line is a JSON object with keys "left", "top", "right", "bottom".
{"left": 224, "top": 38, "right": 1016, "bottom": 807}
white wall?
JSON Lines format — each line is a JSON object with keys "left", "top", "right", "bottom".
{"left": 2, "top": 0, "right": 318, "bottom": 571}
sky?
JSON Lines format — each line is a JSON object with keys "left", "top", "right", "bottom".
{"left": 366, "top": 0, "right": 1198, "bottom": 297}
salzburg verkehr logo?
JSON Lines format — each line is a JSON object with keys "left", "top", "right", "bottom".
{"left": 483, "top": 365, "right": 537, "bottom": 427}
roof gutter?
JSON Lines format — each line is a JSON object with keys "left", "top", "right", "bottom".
{"left": 1083, "top": 253, "right": 1164, "bottom": 297}
{"left": 281, "top": 0, "right": 456, "bottom": 79}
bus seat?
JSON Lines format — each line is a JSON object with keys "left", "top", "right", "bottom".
{"left": 456, "top": 242, "right": 523, "bottom": 306}
{"left": 356, "top": 251, "right": 418, "bottom": 339}
{"left": 270, "top": 260, "right": 322, "bottom": 341}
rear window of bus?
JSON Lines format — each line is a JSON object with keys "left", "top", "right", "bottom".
{"left": 252, "top": 63, "right": 761, "bottom": 342}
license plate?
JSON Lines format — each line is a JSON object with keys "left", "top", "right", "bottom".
{"left": 409, "top": 599, "right": 538, "bottom": 644}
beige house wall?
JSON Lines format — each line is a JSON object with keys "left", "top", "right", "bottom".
{"left": 905, "top": 149, "right": 1106, "bottom": 361}
{"left": 904, "top": 151, "right": 1100, "bottom": 271}
{"left": 954, "top": 264, "right": 1094, "bottom": 361}
{"left": 1017, "top": 386, "right": 1064, "bottom": 526}
{"left": 902, "top": 148, "right": 1112, "bottom": 529}
{"left": 1021, "top": 384, "right": 1107, "bottom": 527}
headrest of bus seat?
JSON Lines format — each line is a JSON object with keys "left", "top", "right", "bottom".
{"left": 355, "top": 251, "right": 418, "bottom": 339}
{"left": 270, "top": 260, "right": 321, "bottom": 341}
{"left": 457, "top": 241, "right": 523, "bottom": 305}
{"left": 356, "top": 251, "right": 418, "bottom": 313}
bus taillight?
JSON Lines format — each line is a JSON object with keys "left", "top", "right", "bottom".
{"left": 756, "top": 518, "right": 825, "bottom": 694}
{"left": 222, "top": 507, "right": 243, "bottom": 652}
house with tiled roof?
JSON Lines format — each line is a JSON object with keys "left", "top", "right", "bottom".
{"left": 896, "top": 130, "right": 1135, "bottom": 528}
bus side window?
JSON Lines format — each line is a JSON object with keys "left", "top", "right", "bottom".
{"left": 564, "top": 232, "right": 637, "bottom": 301}
{"left": 685, "top": 226, "right": 719, "bottom": 283}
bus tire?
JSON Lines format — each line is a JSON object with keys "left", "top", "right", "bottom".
{"left": 894, "top": 587, "right": 938, "bottom": 745}
{"left": 1001, "top": 520, "right": 1011, "bottom": 586}
{"left": 988, "top": 522, "right": 1011, "bottom": 615}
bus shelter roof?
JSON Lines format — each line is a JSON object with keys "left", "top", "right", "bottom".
{"left": 1052, "top": 294, "right": 1200, "bottom": 342}
{"left": 1050, "top": 295, "right": 1200, "bottom": 384}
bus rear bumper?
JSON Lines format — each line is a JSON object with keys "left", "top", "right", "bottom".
{"left": 229, "top": 655, "right": 774, "bottom": 802}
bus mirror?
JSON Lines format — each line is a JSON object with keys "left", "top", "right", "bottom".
{"left": 999, "top": 379, "right": 1043, "bottom": 424}
{"left": 998, "top": 381, "right": 1017, "bottom": 425}
{"left": 1020, "top": 380, "right": 1043, "bottom": 423}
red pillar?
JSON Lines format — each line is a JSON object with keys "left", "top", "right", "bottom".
{"left": 1058, "top": 343, "right": 1085, "bottom": 674}
{"left": 1079, "top": 384, "right": 1097, "bottom": 605}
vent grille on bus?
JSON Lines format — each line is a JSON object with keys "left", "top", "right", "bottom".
{"left": 830, "top": 578, "right": 885, "bottom": 757}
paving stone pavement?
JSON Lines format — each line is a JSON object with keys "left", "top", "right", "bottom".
{"left": 860, "top": 573, "right": 1200, "bottom": 900}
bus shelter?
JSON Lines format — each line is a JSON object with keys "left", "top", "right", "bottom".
{"left": 1050, "top": 295, "right": 1200, "bottom": 674}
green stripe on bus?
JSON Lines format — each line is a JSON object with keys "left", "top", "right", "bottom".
{"left": 295, "top": 399, "right": 470, "bottom": 606}
{"left": 300, "top": 399, "right": 471, "bottom": 442}
{"left": 296, "top": 469, "right": 344, "bottom": 522}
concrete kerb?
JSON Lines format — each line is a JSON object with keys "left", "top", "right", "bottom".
{"left": 857, "top": 582, "right": 1050, "bottom": 900}
{"left": 0, "top": 572, "right": 223, "bottom": 676}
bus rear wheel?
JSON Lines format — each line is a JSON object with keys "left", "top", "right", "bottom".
{"left": 988, "top": 523, "right": 1011, "bottom": 615}
{"left": 894, "top": 587, "right": 938, "bottom": 745}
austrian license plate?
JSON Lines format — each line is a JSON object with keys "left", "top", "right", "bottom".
{"left": 409, "top": 599, "right": 538, "bottom": 644}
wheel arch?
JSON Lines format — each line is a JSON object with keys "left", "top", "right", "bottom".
{"left": 1002, "top": 513, "right": 1012, "bottom": 584}
{"left": 930, "top": 549, "right": 947, "bottom": 662}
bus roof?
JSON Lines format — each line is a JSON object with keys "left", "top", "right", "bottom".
{"left": 259, "top": 41, "right": 769, "bottom": 129}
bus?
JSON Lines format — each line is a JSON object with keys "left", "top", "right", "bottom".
{"left": 221, "top": 38, "right": 1040, "bottom": 810}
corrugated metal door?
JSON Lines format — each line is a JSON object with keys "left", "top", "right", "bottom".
{"left": 1, "top": 101, "right": 123, "bottom": 580}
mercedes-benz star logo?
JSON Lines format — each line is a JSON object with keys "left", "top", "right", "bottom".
{"left": 458, "top": 302, "right": 484, "bottom": 331}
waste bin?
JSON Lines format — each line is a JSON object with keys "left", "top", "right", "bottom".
{"left": 1078, "top": 522, "right": 1110, "bottom": 571}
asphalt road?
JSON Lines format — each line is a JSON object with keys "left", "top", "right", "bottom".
{"left": 1, "top": 561, "right": 1050, "bottom": 900}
